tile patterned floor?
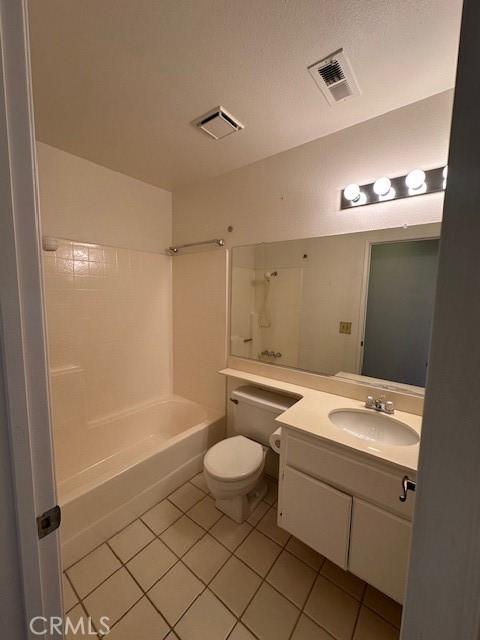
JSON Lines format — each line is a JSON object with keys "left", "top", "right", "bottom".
{"left": 63, "top": 474, "right": 402, "bottom": 640}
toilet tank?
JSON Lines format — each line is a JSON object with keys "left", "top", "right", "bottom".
{"left": 230, "top": 385, "right": 298, "bottom": 445}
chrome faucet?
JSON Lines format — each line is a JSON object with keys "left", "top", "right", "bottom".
{"left": 365, "top": 394, "right": 395, "bottom": 415}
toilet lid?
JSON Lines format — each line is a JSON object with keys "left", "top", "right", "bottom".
{"left": 204, "top": 435, "right": 264, "bottom": 481}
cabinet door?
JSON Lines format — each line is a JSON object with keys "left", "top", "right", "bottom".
{"left": 349, "top": 498, "right": 412, "bottom": 603}
{"left": 279, "top": 466, "right": 352, "bottom": 569}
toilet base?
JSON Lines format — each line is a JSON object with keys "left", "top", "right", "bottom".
{"left": 215, "top": 479, "right": 267, "bottom": 523}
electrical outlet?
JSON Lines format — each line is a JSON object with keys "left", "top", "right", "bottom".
{"left": 339, "top": 321, "right": 352, "bottom": 335}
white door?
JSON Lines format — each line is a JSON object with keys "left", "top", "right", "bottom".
{"left": 0, "top": 0, "right": 63, "bottom": 637}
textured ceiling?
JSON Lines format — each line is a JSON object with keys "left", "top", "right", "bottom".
{"left": 28, "top": 0, "right": 462, "bottom": 191}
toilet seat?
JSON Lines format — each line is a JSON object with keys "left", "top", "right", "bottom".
{"left": 204, "top": 435, "right": 264, "bottom": 482}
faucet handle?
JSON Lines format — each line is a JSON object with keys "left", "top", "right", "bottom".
{"left": 385, "top": 400, "right": 395, "bottom": 414}
{"left": 365, "top": 395, "right": 375, "bottom": 409}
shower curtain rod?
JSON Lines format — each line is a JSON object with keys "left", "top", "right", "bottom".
{"left": 167, "top": 238, "right": 225, "bottom": 254}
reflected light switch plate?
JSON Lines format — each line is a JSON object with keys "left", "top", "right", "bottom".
{"left": 339, "top": 321, "right": 352, "bottom": 334}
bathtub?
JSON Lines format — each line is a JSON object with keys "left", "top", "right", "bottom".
{"left": 59, "top": 395, "right": 224, "bottom": 567}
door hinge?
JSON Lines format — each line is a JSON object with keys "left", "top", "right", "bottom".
{"left": 37, "top": 505, "right": 61, "bottom": 539}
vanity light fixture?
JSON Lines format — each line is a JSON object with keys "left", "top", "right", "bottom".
{"left": 341, "top": 166, "right": 447, "bottom": 210}
{"left": 373, "top": 177, "right": 396, "bottom": 201}
{"left": 344, "top": 183, "right": 361, "bottom": 202}
{"left": 406, "top": 169, "right": 426, "bottom": 195}
{"left": 373, "top": 177, "right": 391, "bottom": 197}
{"left": 344, "top": 183, "right": 367, "bottom": 206}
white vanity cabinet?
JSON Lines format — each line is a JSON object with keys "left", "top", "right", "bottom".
{"left": 278, "top": 427, "right": 415, "bottom": 603}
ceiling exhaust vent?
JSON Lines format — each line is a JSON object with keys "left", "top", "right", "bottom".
{"left": 308, "top": 49, "right": 360, "bottom": 106}
{"left": 194, "top": 106, "right": 244, "bottom": 140}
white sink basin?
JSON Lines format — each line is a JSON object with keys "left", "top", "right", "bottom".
{"left": 328, "top": 408, "right": 419, "bottom": 447}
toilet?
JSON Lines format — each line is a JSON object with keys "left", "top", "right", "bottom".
{"left": 203, "top": 386, "right": 297, "bottom": 523}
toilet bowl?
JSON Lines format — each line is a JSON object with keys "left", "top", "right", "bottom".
{"left": 204, "top": 435, "right": 268, "bottom": 523}
{"left": 203, "top": 385, "right": 297, "bottom": 523}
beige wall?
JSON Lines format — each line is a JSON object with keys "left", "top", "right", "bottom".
{"left": 173, "top": 250, "right": 228, "bottom": 412}
{"left": 37, "top": 142, "right": 172, "bottom": 253}
{"left": 173, "top": 91, "right": 452, "bottom": 247}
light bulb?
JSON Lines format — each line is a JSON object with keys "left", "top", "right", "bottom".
{"left": 344, "top": 183, "right": 361, "bottom": 202}
{"left": 352, "top": 192, "right": 367, "bottom": 206}
{"left": 379, "top": 186, "right": 396, "bottom": 201}
{"left": 405, "top": 169, "right": 426, "bottom": 191}
{"left": 373, "top": 177, "right": 391, "bottom": 197}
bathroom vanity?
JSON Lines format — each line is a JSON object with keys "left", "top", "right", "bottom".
{"left": 221, "top": 368, "right": 421, "bottom": 605}
{"left": 278, "top": 426, "right": 415, "bottom": 603}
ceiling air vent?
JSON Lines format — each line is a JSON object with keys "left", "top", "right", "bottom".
{"left": 194, "top": 106, "right": 244, "bottom": 140}
{"left": 308, "top": 49, "right": 360, "bottom": 106}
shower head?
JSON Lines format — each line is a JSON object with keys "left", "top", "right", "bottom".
{"left": 264, "top": 271, "right": 278, "bottom": 281}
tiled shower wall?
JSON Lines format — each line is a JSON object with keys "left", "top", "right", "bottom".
{"left": 43, "top": 239, "right": 172, "bottom": 482}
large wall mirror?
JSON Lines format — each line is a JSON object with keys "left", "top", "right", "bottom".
{"left": 230, "top": 223, "right": 441, "bottom": 395}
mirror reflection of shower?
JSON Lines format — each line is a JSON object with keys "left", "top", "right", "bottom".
{"left": 259, "top": 270, "right": 278, "bottom": 327}
{"left": 264, "top": 271, "right": 278, "bottom": 281}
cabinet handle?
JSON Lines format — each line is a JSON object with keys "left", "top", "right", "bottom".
{"left": 399, "top": 476, "right": 416, "bottom": 502}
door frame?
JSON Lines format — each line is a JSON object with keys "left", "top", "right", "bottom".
{"left": 401, "top": 0, "right": 480, "bottom": 636}
{"left": 0, "top": 0, "right": 62, "bottom": 636}
{"left": 356, "top": 235, "right": 440, "bottom": 378}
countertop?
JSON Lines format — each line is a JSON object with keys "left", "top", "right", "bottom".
{"left": 220, "top": 368, "right": 421, "bottom": 473}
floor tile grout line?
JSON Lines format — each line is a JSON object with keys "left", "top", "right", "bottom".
{"left": 360, "top": 588, "right": 402, "bottom": 629}
{"left": 108, "top": 530, "right": 157, "bottom": 566}
{"left": 63, "top": 571, "right": 82, "bottom": 613}
{"left": 358, "top": 602, "right": 401, "bottom": 633}
{"left": 139, "top": 502, "right": 184, "bottom": 536}
{"left": 143, "top": 590, "right": 175, "bottom": 634}
{"left": 300, "top": 565, "right": 368, "bottom": 639}
{"left": 263, "top": 548, "right": 320, "bottom": 611}
{"left": 95, "top": 590, "right": 145, "bottom": 637}
{"left": 77, "top": 599, "right": 101, "bottom": 639}
{"left": 350, "top": 591, "right": 365, "bottom": 640}
{"left": 160, "top": 487, "right": 204, "bottom": 510}
{"left": 68, "top": 561, "right": 124, "bottom": 604}
{"left": 287, "top": 553, "right": 327, "bottom": 640}
{"left": 368, "top": 606, "right": 401, "bottom": 631}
